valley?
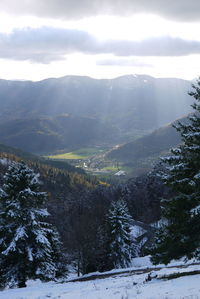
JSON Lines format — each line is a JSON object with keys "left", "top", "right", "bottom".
{"left": 46, "top": 115, "right": 183, "bottom": 178}
{"left": 0, "top": 74, "right": 193, "bottom": 177}
{"left": 47, "top": 146, "right": 123, "bottom": 177}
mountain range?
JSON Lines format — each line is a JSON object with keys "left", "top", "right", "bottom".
{"left": 0, "top": 74, "right": 193, "bottom": 154}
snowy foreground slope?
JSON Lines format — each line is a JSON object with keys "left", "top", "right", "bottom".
{"left": 0, "top": 257, "right": 200, "bottom": 299}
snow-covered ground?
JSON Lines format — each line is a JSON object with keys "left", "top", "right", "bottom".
{"left": 0, "top": 257, "right": 200, "bottom": 299}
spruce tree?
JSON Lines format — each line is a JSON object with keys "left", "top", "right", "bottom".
{"left": 151, "top": 79, "right": 200, "bottom": 264}
{"left": 106, "top": 200, "right": 134, "bottom": 269}
{"left": 0, "top": 162, "right": 63, "bottom": 288}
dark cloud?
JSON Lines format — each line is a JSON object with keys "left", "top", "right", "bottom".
{"left": 0, "top": 0, "right": 200, "bottom": 22}
{"left": 0, "top": 27, "right": 200, "bottom": 63}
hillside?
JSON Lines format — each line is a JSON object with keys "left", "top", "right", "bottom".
{"left": 107, "top": 117, "right": 186, "bottom": 175}
{"left": 0, "top": 115, "right": 117, "bottom": 154}
{"left": 0, "top": 143, "right": 100, "bottom": 250}
{"left": 0, "top": 75, "right": 193, "bottom": 154}
{"left": 0, "top": 142, "right": 85, "bottom": 174}
{"left": 0, "top": 257, "right": 199, "bottom": 299}
{"left": 108, "top": 122, "right": 181, "bottom": 162}
{"left": 0, "top": 145, "right": 97, "bottom": 220}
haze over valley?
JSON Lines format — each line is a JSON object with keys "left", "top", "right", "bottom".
{"left": 0, "top": 74, "right": 193, "bottom": 176}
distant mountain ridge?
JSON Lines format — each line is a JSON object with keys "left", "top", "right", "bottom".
{"left": 0, "top": 74, "right": 193, "bottom": 154}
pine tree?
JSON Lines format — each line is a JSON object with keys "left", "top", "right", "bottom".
{"left": 106, "top": 200, "right": 134, "bottom": 269}
{"left": 151, "top": 79, "right": 200, "bottom": 264}
{"left": 0, "top": 162, "right": 63, "bottom": 288}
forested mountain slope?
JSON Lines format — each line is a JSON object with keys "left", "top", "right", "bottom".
{"left": 0, "top": 115, "right": 117, "bottom": 154}
{"left": 106, "top": 116, "right": 189, "bottom": 176}
{"left": 107, "top": 120, "right": 182, "bottom": 162}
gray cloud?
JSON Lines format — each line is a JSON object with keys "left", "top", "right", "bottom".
{"left": 1, "top": 27, "right": 200, "bottom": 63}
{"left": 0, "top": 27, "right": 97, "bottom": 63}
{"left": 0, "top": 0, "right": 200, "bottom": 22}
{"left": 104, "top": 37, "right": 200, "bottom": 57}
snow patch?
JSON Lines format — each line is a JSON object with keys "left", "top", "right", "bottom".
{"left": 0, "top": 158, "right": 11, "bottom": 166}
{"left": 114, "top": 170, "right": 126, "bottom": 176}
{"left": 130, "top": 225, "right": 146, "bottom": 238}
{"left": 0, "top": 258, "right": 200, "bottom": 299}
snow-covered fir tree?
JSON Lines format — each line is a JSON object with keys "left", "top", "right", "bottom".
{"left": 0, "top": 162, "right": 63, "bottom": 288}
{"left": 151, "top": 79, "right": 200, "bottom": 264}
{"left": 106, "top": 200, "right": 134, "bottom": 269}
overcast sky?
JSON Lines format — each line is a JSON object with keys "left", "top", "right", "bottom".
{"left": 0, "top": 0, "right": 200, "bottom": 81}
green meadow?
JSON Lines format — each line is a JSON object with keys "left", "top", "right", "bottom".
{"left": 48, "top": 147, "right": 106, "bottom": 160}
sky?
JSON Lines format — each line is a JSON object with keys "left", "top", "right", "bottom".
{"left": 0, "top": 0, "right": 200, "bottom": 81}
